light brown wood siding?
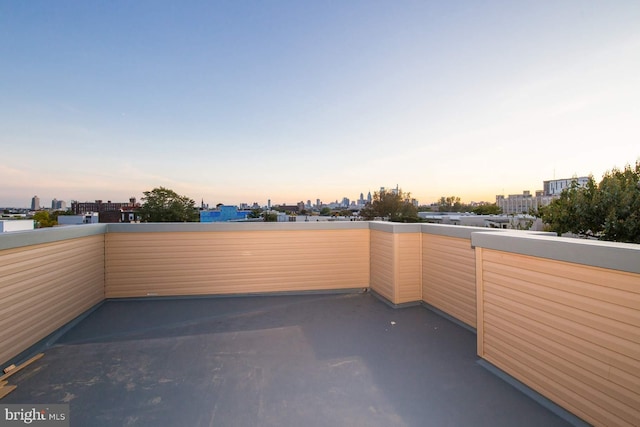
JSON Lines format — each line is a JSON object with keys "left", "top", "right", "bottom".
{"left": 422, "top": 234, "right": 476, "bottom": 328}
{"left": 0, "top": 235, "right": 105, "bottom": 365}
{"left": 477, "top": 248, "right": 640, "bottom": 427}
{"left": 396, "top": 233, "right": 422, "bottom": 303}
{"left": 370, "top": 230, "right": 395, "bottom": 302}
{"left": 370, "top": 230, "right": 421, "bottom": 304}
{"left": 105, "top": 229, "right": 369, "bottom": 298}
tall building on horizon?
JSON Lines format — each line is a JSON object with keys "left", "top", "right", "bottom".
{"left": 543, "top": 177, "right": 590, "bottom": 196}
{"left": 51, "top": 199, "right": 67, "bottom": 210}
{"left": 30, "top": 196, "right": 40, "bottom": 211}
{"left": 496, "top": 176, "right": 589, "bottom": 215}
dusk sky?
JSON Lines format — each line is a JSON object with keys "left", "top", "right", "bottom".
{"left": 1, "top": 1, "right": 639, "bottom": 208}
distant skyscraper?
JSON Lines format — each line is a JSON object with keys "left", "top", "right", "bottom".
{"left": 367, "top": 192, "right": 372, "bottom": 203}
{"left": 31, "top": 196, "right": 40, "bottom": 211}
{"left": 51, "top": 199, "right": 67, "bottom": 210}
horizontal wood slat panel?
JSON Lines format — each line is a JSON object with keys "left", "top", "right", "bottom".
{"left": 425, "top": 267, "right": 476, "bottom": 298}
{"left": 422, "top": 234, "right": 475, "bottom": 327}
{"left": 485, "top": 299, "right": 640, "bottom": 393}
{"left": 485, "top": 292, "right": 640, "bottom": 376}
{"left": 424, "top": 279, "right": 473, "bottom": 300}
{"left": 484, "top": 344, "right": 630, "bottom": 427}
{"left": 0, "top": 257, "right": 102, "bottom": 323}
{"left": 478, "top": 248, "right": 640, "bottom": 427}
{"left": 483, "top": 249, "right": 640, "bottom": 294}
{"left": 106, "top": 230, "right": 369, "bottom": 298}
{"left": 484, "top": 258, "right": 640, "bottom": 312}
{"left": 0, "top": 244, "right": 103, "bottom": 278}
{"left": 424, "top": 254, "right": 477, "bottom": 282}
{"left": 484, "top": 272, "right": 640, "bottom": 348}
{"left": 485, "top": 333, "right": 639, "bottom": 427}
{"left": 425, "top": 289, "right": 476, "bottom": 327}
{"left": 370, "top": 231, "right": 395, "bottom": 302}
{"left": 484, "top": 311, "right": 639, "bottom": 409}
{"left": 396, "top": 233, "right": 422, "bottom": 303}
{"left": 0, "top": 235, "right": 105, "bottom": 365}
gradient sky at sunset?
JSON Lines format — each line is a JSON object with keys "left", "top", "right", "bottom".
{"left": 1, "top": 1, "right": 639, "bottom": 207}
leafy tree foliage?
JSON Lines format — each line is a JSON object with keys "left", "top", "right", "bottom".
{"left": 360, "top": 189, "right": 419, "bottom": 222}
{"left": 247, "top": 208, "right": 263, "bottom": 219}
{"left": 33, "top": 211, "right": 56, "bottom": 228}
{"left": 319, "top": 207, "right": 332, "bottom": 216}
{"left": 337, "top": 209, "right": 353, "bottom": 217}
{"left": 437, "top": 196, "right": 463, "bottom": 212}
{"left": 472, "top": 203, "right": 502, "bottom": 215}
{"left": 539, "top": 162, "right": 640, "bottom": 243}
{"left": 138, "top": 187, "right": 198, "bottom": 222}
{"left": 263, "top": 212, "right": 278, "bottom": 222}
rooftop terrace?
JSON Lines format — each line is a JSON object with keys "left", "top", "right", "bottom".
{"left": 2, "top": 292, "right": 577, "bottom": 427}
{"left": 0, "top": 222, "right": 638, "bottom": 426}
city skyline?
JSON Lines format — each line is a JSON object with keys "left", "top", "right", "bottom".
{"left": 14, "top": 187, "right": 399, "bottom": 210}
{"left": 6, "top": 175, "right": 585, "bottom": 211}
{"left": 1, "top": 2, "right": 639, "bottom": 208}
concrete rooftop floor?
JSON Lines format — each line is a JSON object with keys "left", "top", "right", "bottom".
{"left": 3, "top": 292, "right": 577, "bottom": 427}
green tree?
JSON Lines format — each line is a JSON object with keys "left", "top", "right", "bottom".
{"left": 539, "top": 162, "right": 640, "bottom": 243}
{"left": 437, "top": 196, "right": 464, "bottom": 212}
{"left": 360, "top": 189, "right": 420, "bottom": 222}
{"left": 138, "top": 187, "right": 199, "bottom": 222}
{"left": 319, "top": 207, "right": 332, "bottom": 216}
{"left": 596, "top": 163, "right": 640, "bottom": 242}
{"left": 540, "top": 177, "right": 599, "bottom": 238}
{"left": 263, "top": 212, "right": 278, "bottom": 222}
{"left": 508, "top": 214, "right": 534, "bottom": 230}
{"left": 247, "top": 208, "right": 263, "bottom": 219}
{"left": 33, "top": 211, "right": 56, "bottom": 228}
{"left": 472, "top": 203, "right": 502, "bottom": 215}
